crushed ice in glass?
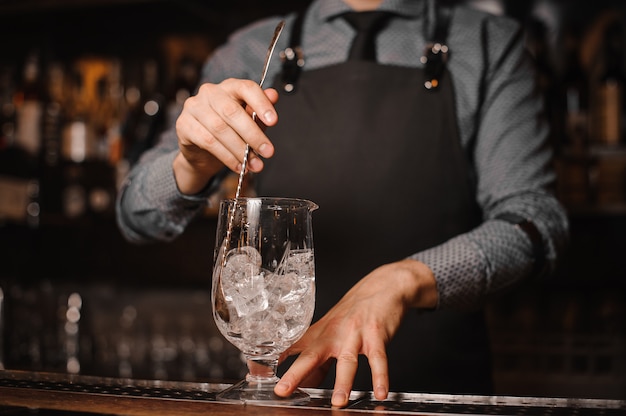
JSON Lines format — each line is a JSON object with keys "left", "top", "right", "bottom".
{"left": 217, "top": 245, "right": 315, "bottom": 352}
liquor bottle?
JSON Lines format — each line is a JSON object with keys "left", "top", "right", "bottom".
{"left": 561, "top": 31, "right": 589, "bottom": 149}
{"left": 60, "top": 67, "right": 91, "bottom": 220}
{"left": 165, "top": 56, "right": 199, "bottom": 128}
{"left": 590, "top": 21, "right": 625, "bottom": 146}
{"left": 526, "top": 19, "right": 560, "bottom": 146}
{"left": 0, "top": 58, "right": 40, "bottom": 227}
{"left": 95, "top": 60, "right": 128, "bottom": 192}
{"left": 122, "top": 60, "right": 165, "bottom": 166}
{"left": 98, "top": 60, "right": 125, "bottom": 167}
{"left": 39, "top": 62, "right": 67, "bottom": 218}
{"left": 0, "top": 65, "right": 16, "bottom": 151}
{"left": 0, "top": 286, "right": 4, "bottom": 370}
{"left": 42, "top": 62, "right": 65, "bottom": 169}
{"left": 14, "top": 52, "right": 45, "bottom": 158}
{"left": 59, "top": 59, "right": 118, "bottom": 220}
{"left": 553, "top": 27, "right": 594, "bottom": 207}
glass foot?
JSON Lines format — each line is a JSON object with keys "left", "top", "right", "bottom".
{"left": 217, "top": 378, "right": 310, "bottom": 405}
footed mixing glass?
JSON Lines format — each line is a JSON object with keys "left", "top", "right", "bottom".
{"left": 211, "top": 197, "right": 318, "bottom": 404}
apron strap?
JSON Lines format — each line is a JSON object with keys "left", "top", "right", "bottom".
{"left": 421, "top": 3, "right": 452, "bottom": 90}
{"left": 280, "top": 2, "right": 453, "bottom": 93}
{"left": 280, "top": 12, "right": 306, "bottom": 93}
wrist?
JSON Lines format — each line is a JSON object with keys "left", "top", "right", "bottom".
{"left": 395, "top": 259, "right": 439, "bottom": 309}
{"left": 173, "top": 152, "right": 224, "bottom": 195}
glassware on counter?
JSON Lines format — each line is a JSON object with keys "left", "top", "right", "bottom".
{"left": 211, "top": 197, "right": 317, "bottom": 404}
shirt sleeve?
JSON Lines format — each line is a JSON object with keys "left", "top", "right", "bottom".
{"left": 115, "top": 129, "right": 217, "bottom": 243}
{"left": 411, "top": 12, "right": 569, "bottom": 310}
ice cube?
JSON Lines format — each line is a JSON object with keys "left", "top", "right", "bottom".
{"left": 283, "top": 249, "right": 314, "bottom": 278}
{"left": 219, "top": 246, "right": 268, "bottom": 317}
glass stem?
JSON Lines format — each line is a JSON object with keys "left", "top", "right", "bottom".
{"left": 245, "top": 356, "right": 279, "bottom": 383}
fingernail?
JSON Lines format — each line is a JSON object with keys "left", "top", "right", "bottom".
{"left": 275, "top": 380, "right": 290, "bottom": 394}
{"left": 263, "top": 111, "right": 276, "bottom": 123}
{"left": 375, "top": 385, "right": 387, "bottom": 400}
{"left": 258, "top": 143, "right": 272, "bottom": 158}
{"left": 249, "top": 157, "right": 263, "bottom": 171}
{"left": 331, "top": 390, "right": 348, "bottom": 407}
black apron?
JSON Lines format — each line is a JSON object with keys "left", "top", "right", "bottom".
{"left": 258, "top": 8, "right": 493, "bottom": 394}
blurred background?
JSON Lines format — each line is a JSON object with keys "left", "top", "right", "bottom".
{"left": 0, "top": 0, "right": 625, "bottom": 400}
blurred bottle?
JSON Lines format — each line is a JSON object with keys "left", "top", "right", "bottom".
{"left": 88, "top": 61, "right": 123, "bottom": 216}
{"left": 88, "top": 60, "right": 122, "bottom": 164}
{"left": 59, "top": 66, "right": 92, "bottom": 221}
{"left": 561, "top": 29, "right": 590, "bottom": 148}
{"left": 14, "top": 52, "right": 45, "bottom": 158}
{"left": 525, "top": 18, "right": 560, "bottom": 146}
{"left": 165, "top": 56, "right": 199, "bottom": 129}
{"left": 42, "top": 62, "right": 65, "bottom": 168}
{"left": 62, "top": 65, "right": 96, "bottom": 166}
{"left": 590, "top": 21, "right": 625, "bottom": 146}
{"left": 95, "top": 60, "right": 128, "bottom": 189}
{"left": 122, "top": 59, "right": 166, "bottom": 166}
{"left": 0, "top": 65, "right": 16, "bottom": 151}
{"left": 553, "top": 28, "right": 595, "bottom": 207}
{"left": 0, "top": 57, "right": 40, "bottom": 227}
{"left": 39, "top": 62, "right": 67, "bottom": 218}
{"left": 0, "top": 286, "right": 4, "bottom": 370}
{"left": 57, "top": 59, "right": 117, "bottom": 220}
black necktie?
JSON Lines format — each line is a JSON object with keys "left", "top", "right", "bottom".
{"left": 342, "top": 11, "right": 393, "bottom": 61}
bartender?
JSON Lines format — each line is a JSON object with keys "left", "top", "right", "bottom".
{"left": 116, "top": 0, "right": 569, "bottom": 408}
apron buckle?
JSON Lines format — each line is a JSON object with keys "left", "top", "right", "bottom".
{"left": 420, "top": 42, "right": 449, "bottom": 90}
{"left": 280, "top": 46, "right": 305, "bottom": 93}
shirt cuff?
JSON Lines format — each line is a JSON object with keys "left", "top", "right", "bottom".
{"left": 411, "top": 220, "right": 534, "bottom": 311}
{"left": 147, "top": 152, "right": 225, "bottom": 211}
{"left": 411, "top": 237, "right": 487, "bottom": 311}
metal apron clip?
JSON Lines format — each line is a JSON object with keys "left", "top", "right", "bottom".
{"left": 280, "top": 13, "right": 305, "bottom": 93}
{"left": 421, "top": 2, "right": 451, "bottom": 90}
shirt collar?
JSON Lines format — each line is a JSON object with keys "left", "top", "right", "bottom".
{"left": 317, "top": 0, "right": 426, "bottom": 21}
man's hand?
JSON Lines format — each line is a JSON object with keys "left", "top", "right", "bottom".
{"left": 173, "top": 79, "right": 279, "bottom": 195}
{"left": 274, "top": 259, "right": 438, "bottom": 407}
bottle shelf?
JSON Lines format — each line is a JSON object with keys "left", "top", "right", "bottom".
{"left": 0, "top": 0, "right": 160, "bottom": 13}
{"left": 556, "top": 142, "right": 626, "bottom": 216}
{"left": 565, "top": 202, "right": 626, "bottom": 217}
{"left": 560, "top": 143, "right": 626, "bottom": 159}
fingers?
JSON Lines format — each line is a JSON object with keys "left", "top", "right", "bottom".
{"left": 275, "top": 326, "right": 387, "bottom": 408}
{"left": 274, "top": 263, "right": 418, "bottom": 408}
{"left": 176, "top": 109, "right": 237, "bottom": 169}
{"left": 330, "top": 331, "right": 388, "bottom": 406}
{"left": 275, "top": 349, "right": 325, "bottom": 397}
{"left": 364, "top": 340, "right": 389, "bottom": 401}
{"left": 331, "top": 331, "right": 360, "bottom": 407}
{"left": 246, "top": 87, "right": 280, "bottom": 123}
{"left": 275, "top": 339, "right": 388, "bottom": 408}
{"left": 210, "top": 79, "right": 276, "bottom": 165}
{"left": 299, "top": 360, "right": 333, "bottom": 388}
{"left": 176, "top": 79, "right": 277, "bottom": 174}
{"left": 275, "top": 324, "right": 334, "bottom": 393}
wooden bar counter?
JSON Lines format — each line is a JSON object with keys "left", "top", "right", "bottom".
{"left": 1, "top": 370, "right": 624, "bottom": 415}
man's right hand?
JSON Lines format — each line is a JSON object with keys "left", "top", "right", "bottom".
{"left": 173, "top": 78, "right": 279, "bottom": 195}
